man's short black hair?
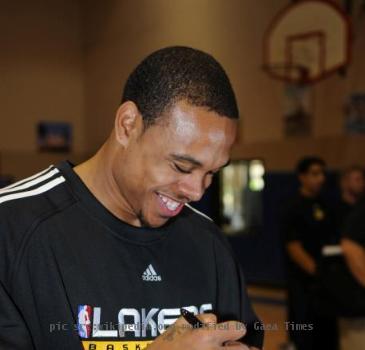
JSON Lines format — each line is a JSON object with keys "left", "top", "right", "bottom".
{"left": 121, "top": 46, "right": 239, "bottom": 128}
{"left": 296, "top": 156, "right": 326, "bottom": 175}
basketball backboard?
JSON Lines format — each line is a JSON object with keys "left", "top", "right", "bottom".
{"left": 263, "top": 0, "right": 351, "bottom": 84}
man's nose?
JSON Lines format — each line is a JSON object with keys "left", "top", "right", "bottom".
{"left": 178, "top": 174, "right": 206, "bottom": 202}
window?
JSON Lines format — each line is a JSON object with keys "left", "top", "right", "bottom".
{"left": 220, "top": 159, "right": 265, "bottom": 235}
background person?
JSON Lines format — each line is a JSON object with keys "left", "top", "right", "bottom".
{"left": 335, "top": 165, "right": 365, "bottom": 235}
{"left": 282, "top": 156, "right": 338, "bottom": 350}
{"left": 338, "top": 195, "right": 365, "bottom": 350}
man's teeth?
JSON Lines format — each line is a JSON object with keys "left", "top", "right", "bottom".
{"left": 158, "top": 194, "right": 180, "bottom": 211}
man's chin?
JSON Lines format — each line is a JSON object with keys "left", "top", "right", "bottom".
{"left": 139, "top": 213, "right": 170, "bottom": 228}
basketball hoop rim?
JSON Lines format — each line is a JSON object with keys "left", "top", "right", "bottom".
{"left": 262, "top": 63, "right": 313, "bottom": 85}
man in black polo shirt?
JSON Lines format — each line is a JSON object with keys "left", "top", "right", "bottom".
{"left": 282, "top": 156, "right": 337, "bottom": 350}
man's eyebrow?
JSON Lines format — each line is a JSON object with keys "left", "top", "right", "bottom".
{"left": 170, "top": 154, "right": 231, "bottom": 170}
{"left": 170, "top": 154, "right": 203, "bottom": 167}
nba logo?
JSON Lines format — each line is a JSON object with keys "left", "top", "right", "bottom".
{"left": 77, "top": 305, "right": 92, "bottom": 338}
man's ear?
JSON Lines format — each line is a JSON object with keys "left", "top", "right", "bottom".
{"left": 114, "top": 101, "right": 143, "bottom": 147}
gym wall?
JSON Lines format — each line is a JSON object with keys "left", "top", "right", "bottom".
{"left": 1, "top": 0, "right": 365, "bottom": 179}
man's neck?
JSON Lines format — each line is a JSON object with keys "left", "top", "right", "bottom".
{"left": 73, "top": 143, "right": 142, "bottom": 227}
{"left": 300, "top": 186, "right": 318, "bottom": 199}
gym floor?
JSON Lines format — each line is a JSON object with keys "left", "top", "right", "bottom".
{"left": 248, "top": 286, "right": 288, "bottom": 350}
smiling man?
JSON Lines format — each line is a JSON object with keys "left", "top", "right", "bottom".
{"left": 0, "top": 47, "right": 263, "bottom": 350}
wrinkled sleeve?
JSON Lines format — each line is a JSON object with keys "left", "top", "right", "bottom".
{"left": 0, "top": 279, "right": 34, "bottom": 349}
{"left": 0, "top": 221, "right": 34, "bottom": 349}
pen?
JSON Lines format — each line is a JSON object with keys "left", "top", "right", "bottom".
{"left": 180, "top": 308, "right": 204, "bottom": 328}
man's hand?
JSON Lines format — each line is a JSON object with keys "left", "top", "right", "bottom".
{"left": 341, "top": 238, "right": 365, "bottom": 287}
{"left": 146, "top": 313, "right": 252, "bottom": 350}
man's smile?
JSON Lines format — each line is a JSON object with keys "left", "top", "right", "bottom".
{"left": 156, "top": 192, "right": 185, "bottom": 216}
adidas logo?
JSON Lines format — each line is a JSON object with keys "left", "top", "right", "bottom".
{"left": 142, "top": 264, "right": 162, "bottom": 282}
